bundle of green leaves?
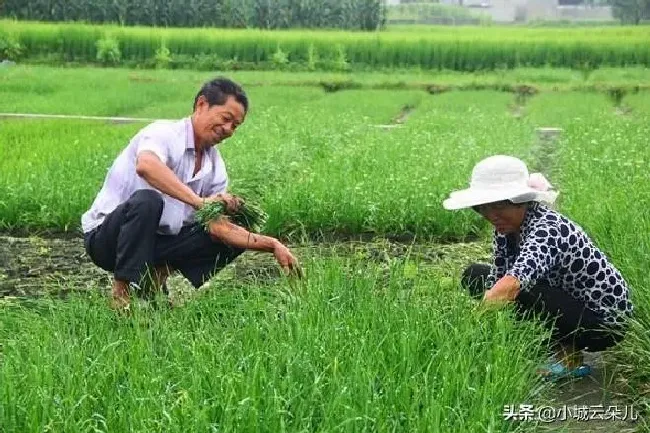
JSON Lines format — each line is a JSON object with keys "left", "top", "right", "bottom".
{"left": 195, "top": 197, "right": 268, "bottom": 233}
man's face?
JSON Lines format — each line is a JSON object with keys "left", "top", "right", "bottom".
{"left": 194, "top": 95, "right": 245, "bottom": 149}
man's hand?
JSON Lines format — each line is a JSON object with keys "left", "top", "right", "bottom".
{"left": 202, "top": 192, "right": 242, "bottom": 213}
{"left": 273, "top": 242, "right": 303, "bottom": 278}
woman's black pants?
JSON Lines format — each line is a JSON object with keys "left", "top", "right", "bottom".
{"left": 462, "top": 263, "right": 627, "bottom": 352}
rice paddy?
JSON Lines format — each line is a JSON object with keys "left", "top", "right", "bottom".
{"left": 3, "top": 20, "right": 650, "bottom": 71}
{"left": 0, "top": 65, "right": 648, "bottom": 432}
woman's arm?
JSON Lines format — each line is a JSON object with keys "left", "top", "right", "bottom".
{"left": 483, "top": 275, "right": 521, "bottom": 302}
{"left": 483, "top": 223, "right": 561, "bottom": 303}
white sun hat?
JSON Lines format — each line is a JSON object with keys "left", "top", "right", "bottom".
{"left": 443, "top": 155, "right": 559, "bottom": 210}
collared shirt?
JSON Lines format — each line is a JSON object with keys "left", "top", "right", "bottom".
{"left": 485, "top": 202, "right": 633, "bottom": 326}
{"left": 81, "top": 117, "right": 228, "bottom": 236}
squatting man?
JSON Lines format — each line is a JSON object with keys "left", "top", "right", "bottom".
{"left": 81, "top": 77, "right": 300, "bottom": 310}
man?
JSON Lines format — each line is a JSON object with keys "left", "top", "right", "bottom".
{"left": 82, "top": 77, "right": 300, "bottom": 310}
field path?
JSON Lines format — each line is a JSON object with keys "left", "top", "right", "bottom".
{"left": 535, "top": 352, "right": 642, "bottom": 432}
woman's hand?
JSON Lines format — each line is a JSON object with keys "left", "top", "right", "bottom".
{"left": 483, "top": 275, "right": 521, "bottom": 303}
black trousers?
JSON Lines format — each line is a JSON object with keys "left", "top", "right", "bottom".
{"left": 462, "top": 263, "right": 626, "bottom": 352}
{"left": 83, "top": 189, "right": 244, "bottom": 295}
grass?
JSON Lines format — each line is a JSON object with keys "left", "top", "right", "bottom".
{"left": 2, "top": 66, "right": 649, "bottom": 240}
{"left": 2, "top": 65, "right": 650, "bottom": 117}
{"left": 0, "top": 258, "right": 549, "bottom": 433}
{"left": 0, "top": 64, "right": 649, "bottom": 431}
{"left": 258, "top": 90, "right": 533, "bottom": 240}
{"left": 0, "top": 67, "right": 543, "bottom": 240}
{"left": 0, "top": 67, "right": 324, "bottom": 117}
{"left": 0, "top": 87, "right": 535, "bottom": 240}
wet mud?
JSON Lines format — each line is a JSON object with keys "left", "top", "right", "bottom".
{"left": 0, "top": 234, "right": 491, "bottom": 299}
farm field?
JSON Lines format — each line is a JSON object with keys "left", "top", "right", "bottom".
{"left": 2, "top": 21, "right": 650, "bottom": 72}
{"left": 3, "top": 66, "right": 650, "bottom": 113}
{"left": 0, "top": 65, "right": 648, "bottom": 432}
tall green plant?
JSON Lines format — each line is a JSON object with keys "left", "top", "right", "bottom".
{"left": 0, "top": 33, "right": 22, "bottom": 61}
{"left": 3, "top": 21, "right": 650, "bottom": 72}
{"left": 0, "top": 0, "right": 387, "bottom": 30}
{"left": 95, "top": 35, "right": 121, "bottom": 65}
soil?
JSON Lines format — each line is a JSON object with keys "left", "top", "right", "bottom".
{"left": 393, "top": 104, "right": 415, "bottom": 124}
{"left": 0, "top": 234, "right": 490, "bottom": 300}
{"left": 0, "top": 235, "right": 110, "bottom": 299}
{"left": 534, "top": 351, "right": 642, "bottom": 432}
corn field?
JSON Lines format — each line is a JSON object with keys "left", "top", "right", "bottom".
{"left": 2, "top": 21, "right": 650, "bottom": 71}
{"left": 0, "top": 0, "right": 387, "bottom": 30}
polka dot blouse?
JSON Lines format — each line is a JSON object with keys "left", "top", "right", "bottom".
{"left": 485, "top": 202, "right": 633, "bottom": 326}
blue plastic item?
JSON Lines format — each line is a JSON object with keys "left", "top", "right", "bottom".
{"left": 540, "top": 362, "right": 593, "bottom": 381}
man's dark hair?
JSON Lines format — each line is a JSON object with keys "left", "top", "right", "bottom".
{"left": 193, "top": 77, "right": 248, "bottom": 113}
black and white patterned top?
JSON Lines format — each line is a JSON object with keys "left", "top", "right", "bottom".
{"left": 485, "top": 202, "right": 633, "bottom": 326}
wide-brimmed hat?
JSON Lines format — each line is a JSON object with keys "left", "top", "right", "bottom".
{"left": 443, "top": 155, "right": 558, "bottom": 210}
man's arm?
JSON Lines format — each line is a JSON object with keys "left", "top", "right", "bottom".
{"left": 136, "top": 151, "right": 203, "bottom": 209}
{"left": 209, "top": 217, "right": 300, "bottom": 274}
{"left": 209, "top": 217, "right": 278, "bottom": 252}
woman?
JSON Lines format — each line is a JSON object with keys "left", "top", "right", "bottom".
{"left": 443, "top": 155, "right": 633, "bottom": 380}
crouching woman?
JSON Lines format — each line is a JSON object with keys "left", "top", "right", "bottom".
{"left": 443, "top": 155, "right": 633, "bottom": 380}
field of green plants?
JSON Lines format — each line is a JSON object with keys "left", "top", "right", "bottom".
{"left": 1, "top": 65, "right": 649, "bottom": 432}
{"left": 0, "top": 68, "right": 539, "bottom": 238}
{"left": 2, "top": 21, "right": 650, "bottom": 71}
